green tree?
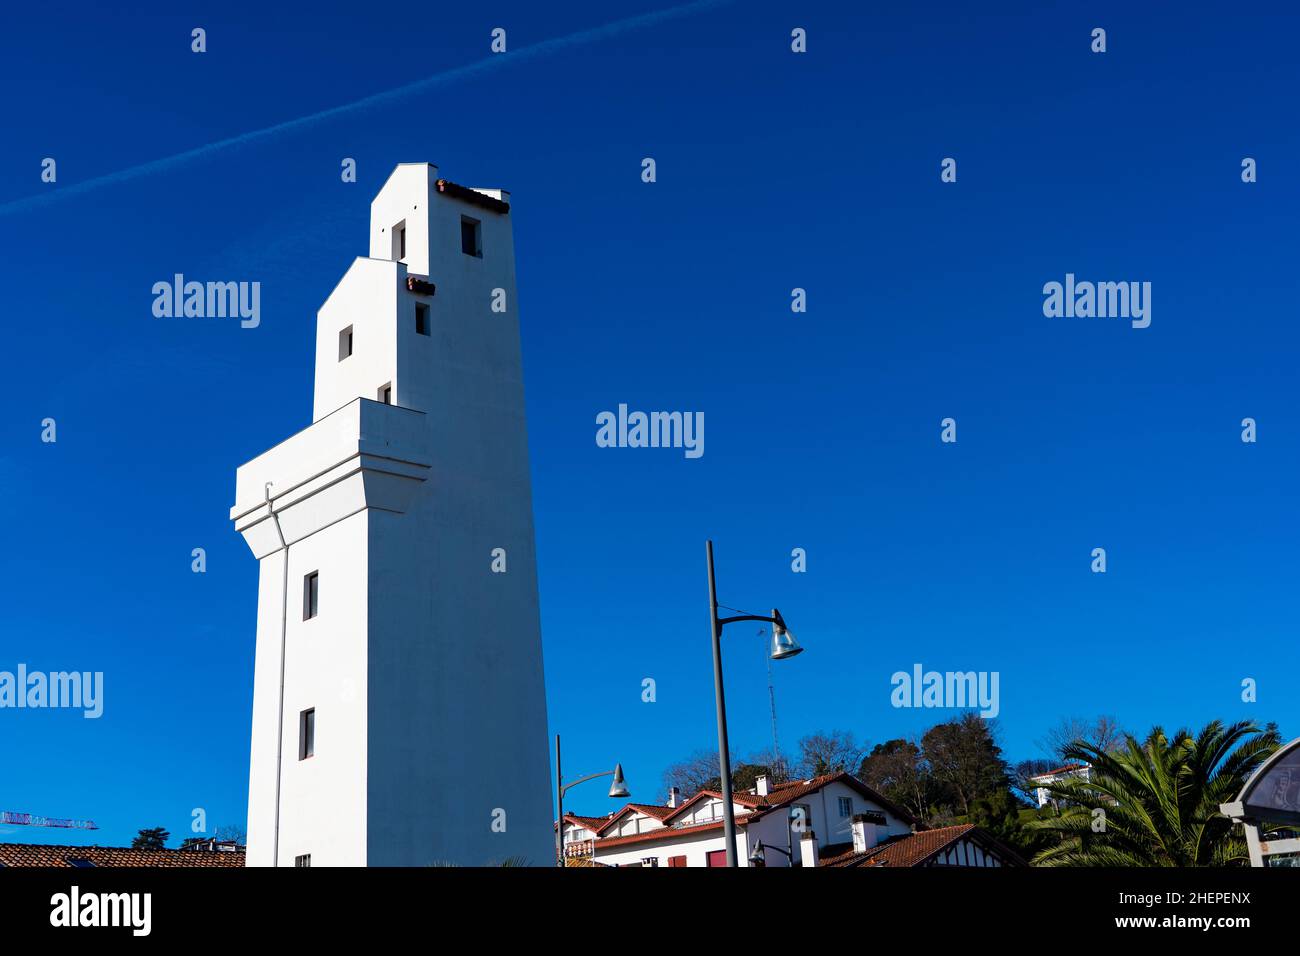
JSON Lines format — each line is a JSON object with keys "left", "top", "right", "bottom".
{"left": 1029, "top": 720, "right": 1280, "bottom": 866}
{"left": 858, "top": 738, "right": 937, "bottom": 822}
{"left": 132, "top": 827, "right": 170, "bottom": 850}
{"left": 922, "top": 714, "right": 1009, "bottom": 816}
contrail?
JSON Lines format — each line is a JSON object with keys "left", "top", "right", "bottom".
{"left": 0, "top": 0, "right": 735, "bottom": 217}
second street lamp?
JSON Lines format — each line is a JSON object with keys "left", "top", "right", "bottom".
{"left": 706, "top": 539, "right": 804, "bottom": 868}
{"left": 554, "top": 733, "right": 629, "bottom": 867}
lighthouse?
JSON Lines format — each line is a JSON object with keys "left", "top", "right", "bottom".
{"left": 230, "top": 164, "right": 553, "bottom": 866}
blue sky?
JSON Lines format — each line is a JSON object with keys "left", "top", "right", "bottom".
{"left": 1, "top": 0, "right": 1297, "bottom": 845}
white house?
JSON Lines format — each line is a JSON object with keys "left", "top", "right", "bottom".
{"left": 560, "top": 772, "right": 1025, "bottom": 868}
{"left": 1029, "top": 764, "right": 1092, "bottom": 808}
{"left": 231, "top": 164, "right": 553, "bottom": 866}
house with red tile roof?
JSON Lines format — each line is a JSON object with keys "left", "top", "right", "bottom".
{"left": 820, "top": 822, "right": 1025, "bottom": 868}
{"left": 559, "top": 772, "right": 1026, "bottom": 868}
{"left": 1028, "top": 763, "right": 1092, "bottom": 808}
{"left": 557, "top": 771, "right": 1013, "bottom": 867}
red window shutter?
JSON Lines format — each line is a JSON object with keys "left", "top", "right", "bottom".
{"left": 669, "top": 855, "right": 687, "bottom": 868}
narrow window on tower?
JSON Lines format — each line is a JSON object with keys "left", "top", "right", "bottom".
{"left": 460, "top": 216, "right": 481, "bottom": 257}
{"left": 415, "top": 302, "right": 430, "bottom": 336}
{"left": 379, "top": 383, "right": 393, "bottom": 405}
{"left": 295, "top": 854, "right": 311, "bottom": 867}
{"left": 303, "top": 571, "right": 319, "bottom": 620}
{"left": 339, "top": 326, "right": 353, "bottom": 361}
{"left": 299, "top": 708, "right": 315, "bottom": 760}
{"left": 392, "top": 220, "right": 407, "bottom": 261}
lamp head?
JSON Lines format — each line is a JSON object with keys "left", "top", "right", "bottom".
{"left": 770, "top": 608, "right": 803, "bottom": 660}
{"left": 608, "top": 763, "right": 630, "bottom": 799}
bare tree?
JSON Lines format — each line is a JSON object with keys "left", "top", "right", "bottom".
{"left": 795, "top": 730, "right": 865, "bottom": 778}
{"left": 1036, "top": 715, "right": 1125, "bottom": 765}
{"left": 661, "top": 749, "right": 724, "bottom": 800}
{"left": 215, "top": 824, "right": 247, "bottom": 845}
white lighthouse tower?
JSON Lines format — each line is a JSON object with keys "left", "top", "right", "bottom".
{"left": 229, "top": 164, "right": 553, "bottom": 866}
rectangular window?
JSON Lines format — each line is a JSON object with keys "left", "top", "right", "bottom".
{"left": 838, "top": 796, "right": 853, "bottom": 818}
{"left": 339, "top": 326, "right": 353, "bottom": 361}
{"left": 415, "top": 302, "right": 430, "bottom": 336}
{"left": 295, "top": 854, "right": 311, "bottom": 868}
{"left": 668, "top": 855, "right": 687, "bottom": 868}
{"left": 460, "top": 216, "right": 481, "bottom": 257}
{"left": 303, "top": 571, "right": 318, "bottom": 620}
{"left": 379, "top": 383, "right": 393, "bottom": 405}
{"left": 641, "top": 857, "right": 659, "bottom": 867}
{"left": 299, "top": 708, "right": 315, "bottom": 760}
{"left": 392, "top": 220, "right": 406, "bottom": 261}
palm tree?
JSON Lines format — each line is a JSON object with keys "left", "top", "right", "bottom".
{"left": 1029, "top": 719, "right": 1279, "bottom": 866}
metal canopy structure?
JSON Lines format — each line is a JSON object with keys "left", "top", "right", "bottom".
{"left": 1220, "top": 736, "right": 1300, "bottom": 867}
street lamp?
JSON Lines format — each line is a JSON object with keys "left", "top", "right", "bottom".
{"left": 706, "top": 539, "right": 804, "bottom": 867}
{"left": 554, "top": 733, "right": 629, "bottom": 867}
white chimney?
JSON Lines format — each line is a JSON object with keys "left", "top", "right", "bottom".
{"left": 667, "top": 787, "right": 681, "bottom": 808}
{"left": 851, "top": 814, "right": 878, "bottom": 854}
{"left": 799, "top": 830, "right": 819, "bottom": 867}
{"left": 756, "top": 775, "right": 769, "bottom": 796}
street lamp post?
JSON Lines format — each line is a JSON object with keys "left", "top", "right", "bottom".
{"left": 554, "top": 733, "right": 629, "bottom": 867}
{"left": 706, "top": 539, "right": 803, "bottom": 867}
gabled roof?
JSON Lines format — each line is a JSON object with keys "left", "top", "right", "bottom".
{"left": 819, "top": 824, "right": 1027, "bottom": 868}
{"left": 0, "top": 843, "right": 246, "bottom": 868}
{"left": 579, "top": 772, "right": 917, "bottom": 852}
{"left": 602, "top": 803, "right": 676, "bottom": 829}
{"left": 593, "top": 818, "right": 725, "bottom": 850}
{"left": 626, "top": 803, "right": 678, "bottom": 821}
{"left": 660, "top": 772, "right": 914, "bottom": 827}
{"left": 560, "top": 814, "right": 613, "bottom": 835}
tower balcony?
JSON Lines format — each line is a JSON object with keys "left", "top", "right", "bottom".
{"left": 230, "top": 398, "right": 431, "bottom": 559}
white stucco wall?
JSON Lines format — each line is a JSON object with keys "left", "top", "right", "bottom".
{"left": 595, "top": 828, "right": 754, "bottom": 868}
{"left": 237, "top": 164, "right": 551, "bottom": 867}
{"left": 588, "top": 781, "right": 913, "bottom": 868}
{"left": 313, "top": 258, "right": 400, "bottom": 422}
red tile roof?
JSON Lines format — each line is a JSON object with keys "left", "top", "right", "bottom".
{"left": 1029, "top": 763, "right": 1088, "bottom": 780}
{"left": 584, "top": 773, "right": 917, "bottom": 853}
{"left": 561, "top": 814, "right": 613, "bottom": 835}
{"left": 435, "top": 179, "right": 510, "bottom": 214}
{"left": 661, "top": 772, "right": 914, "bottom": 827}
{"left": 819, "top": 824, "right": 1026, "bottom": 868}
{"left": 0, "top": 843, "right": 245, "bottom": 868}
{"left": 609, "top": 804, "right": 677, "bottom": 826}
{"left": 593, "top": 819, "right": 725, "bottom": 850}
